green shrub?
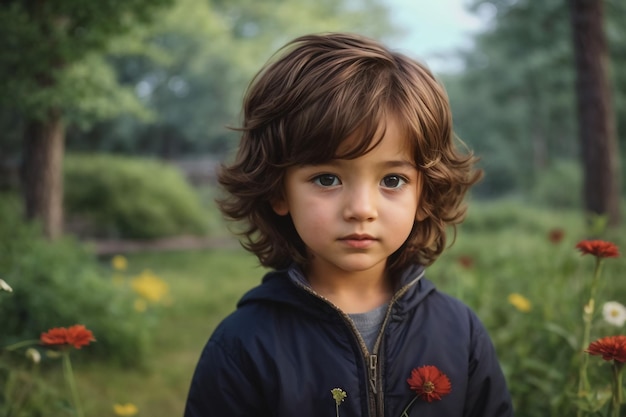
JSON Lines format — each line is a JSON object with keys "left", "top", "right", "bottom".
{"left": 460, "top": 197, "right": 583, "bottom": 234}
{"left": 529, "top": 160, "right": 582, "bottom": 209}
{"left": 64, "top": 153, "right": 208, "bottom": 239}
{"left": 0, "top": 194, "right": 152, "bottom": 367}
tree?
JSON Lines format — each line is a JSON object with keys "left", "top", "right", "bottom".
{"left": 66, "top": 0, "right": 397, "bottom": 159}
{"left": 569, "top": 0, "right": 621, "bottom": 227}
{"left": 450, "top": 0, "right": 624, "bottom": 208}
{"left": 449, "top": 0, "right": 579, "bottom": 197}
{"left": 0, "top": 0, "right": 171, "bottom": 239}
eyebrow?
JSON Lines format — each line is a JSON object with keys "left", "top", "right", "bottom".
{"left": 379, "top": 160, "right": 417, "bottom": 169}
{"left": 318, "top": 159, "right": 417, "bottom": 170}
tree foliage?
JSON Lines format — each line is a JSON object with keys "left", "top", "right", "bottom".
{"left": 65, "top": 0, "right": 397, "bottom": 157}
{"left": 0, "top": 0, "right": 175, "bottom": 239}
{"left": 447, "top": 0, "right": 625, "bottom": 202}
{"left": 0, "top": 0, "right": 170, "bottom": 122}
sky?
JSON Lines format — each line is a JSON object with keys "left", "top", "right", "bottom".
{"left": 384, "top": 0, "right": 491, "bottom": 73}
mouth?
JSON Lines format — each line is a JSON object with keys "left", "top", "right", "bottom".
{"left": 338, "top": 234, "right": 377, "bottom": 249}
{"left": 340, "top": 234, "right": 376, "bottom": 241}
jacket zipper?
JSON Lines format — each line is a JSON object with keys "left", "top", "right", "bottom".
{"left": 290, "top": 279, "right": 378, "bottom": 416}
{"left": 290, "top": 269, "right": 425, "bottom": 417}
{"left": 370, "top": 269, "right": 425, "bottom": 417}
{"left": 369, "top": 354, "right": 378, "bottom": 394}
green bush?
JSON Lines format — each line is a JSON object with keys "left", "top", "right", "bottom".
{"left": 0, "top": 194, "right": 152, "bottom": 367}
{"left": 64, "top": 153, "right": 208, "bottom": 239}
{"left": 529, "top": 160, "right": 582, "bottom": 209}
{"left": 461, "top": 197, "right": 583, "bottom": 234}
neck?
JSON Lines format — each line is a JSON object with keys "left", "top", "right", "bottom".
{"left": 305, "top": 264, "right": 393, "bottom": 314}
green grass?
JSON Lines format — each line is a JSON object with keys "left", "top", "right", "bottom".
{"left": 74, "top": 248, "right": 264, "bottom": 417}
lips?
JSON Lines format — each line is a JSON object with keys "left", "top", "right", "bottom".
{"left": 340, "top": 234, "right": 375, "bottom": 240}
{"left": 339, "top": 234, "right": 377, "bottom": 249}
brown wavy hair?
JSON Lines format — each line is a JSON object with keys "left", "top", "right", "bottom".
{"left": 217, "top": 32, "right": 482, "bottom": 272}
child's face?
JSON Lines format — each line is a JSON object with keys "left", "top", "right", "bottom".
{"left": 272, "top": 115, "right": 422, "bottom": 279}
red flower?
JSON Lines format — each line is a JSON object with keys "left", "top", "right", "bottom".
{"left": 40, "top": 327, "right": 69, "bottom": 345}
{"left": 585, "top": 335, "right": 626, "bottom": 363}
{"left": 575, "top": 240, "right": 619, "bottom": 258}
{"left": 548, "top": 228, "right": 565, "bottom": 244}
{"left": 407, "top": 365, "right": 452, "bottom": 403}
{"left": 458, "top": 256, "right": 474, "bottom": 269}
{"left": 40, "top": 325, "right": 95, "bottom": 349}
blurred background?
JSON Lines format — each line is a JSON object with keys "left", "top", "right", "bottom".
{"left": 1, "top": 0, "right": 625, "bottom": 416}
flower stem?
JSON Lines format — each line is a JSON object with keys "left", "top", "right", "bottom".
{"left": 62, "top": 350, "right": 84, "bottom": 417}
{"left": 400, "top": 396, "right": 418, "bottom": 417}
{"left": 3, "top": 339, "right": 39, "bottom": 351}
{"left": 577, "top": 257, "right": 603, "bottom": 417}
{"left": 611, "top": 361, "right": 624, "bottom": 417}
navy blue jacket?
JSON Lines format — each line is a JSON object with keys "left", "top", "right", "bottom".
{"left": 185, "top": 265, "right": 513, "bottom": 417}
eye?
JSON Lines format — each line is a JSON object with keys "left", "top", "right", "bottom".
{"left": 381, "top": 175, "right": 407, "bottom": 189}
{"left": 313, "top": 174, "right": 341, "bottom": 187}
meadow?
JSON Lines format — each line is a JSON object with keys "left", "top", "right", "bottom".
{"left": 3, "top": 199, "right": 626, "bottom": 417}
{"left": 74, "top": 249, "right": 263, "bottom": 417}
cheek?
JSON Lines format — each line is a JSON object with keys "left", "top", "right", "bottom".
{"left": 386, "top": 195, "right": 419, "bottom": 232}
{"left": 289, "top": 199, "right": 334, "bottom": 237}
{"left": 294, "top": 205, "right": 330, "bottom": 227}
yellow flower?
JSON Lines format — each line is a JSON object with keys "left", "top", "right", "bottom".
{"left": 113, "top": 403, "right": 138, "bottom": 416}
{"left": 508, "top": 293, "right": 532, "bottom": 312}
{"left": 111, "top": 255, "right": 128, "bottom": 271}
{"left": 331, "top": 388, "right": 347, "bottom": 417}
{"left": 331, "top": 387, "right": 347, "bottom": 405}
{"left": 131, "top": 270, "right": 169, "bottom": 302}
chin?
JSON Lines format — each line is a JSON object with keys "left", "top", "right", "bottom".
{"left": 335, "top": 258, "right": 387, "bottom": 273}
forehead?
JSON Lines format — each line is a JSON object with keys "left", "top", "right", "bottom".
{"left": 334, "top": 113, "right": 414, "bottom": 161}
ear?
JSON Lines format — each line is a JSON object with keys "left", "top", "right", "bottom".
{"left": 415, "top": 208, "right": 428, "bottom": 222}
{"left": 271, "top": 198, "right": 289, "bottom": 216}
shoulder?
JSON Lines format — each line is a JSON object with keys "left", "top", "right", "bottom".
{"left": 414, "top": 279, "right": 481, "bottom": 324}
{"left": 432, "top": 289, "right": 491, "bottom": 340}
{"left": 418, "top": 287, "right": 502, "bottom": 368}
{"left": 428, "top": 289, "right": 482, "bottom": 324}
{"left": 210, "top": 291, "right": 283, "bottom": 350}
{"left": 399, "top": 279, "right": 491, "bottom": 347}
{"left": 209, "top": 270, "right": 334, "bottom": 352}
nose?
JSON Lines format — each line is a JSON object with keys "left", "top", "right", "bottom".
{"left": 343, "top": 184, "right": 378, "bottom": 221}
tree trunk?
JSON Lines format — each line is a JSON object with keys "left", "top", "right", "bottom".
{"left": 569, "top": 0, "right": 621, "bottom": 227}
{"left": 20, "top": 108, "right": 65, "bottom": 240}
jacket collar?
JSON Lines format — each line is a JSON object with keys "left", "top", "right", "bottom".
{"left": 237, "top": 264, "right": 435, "bottom": 318}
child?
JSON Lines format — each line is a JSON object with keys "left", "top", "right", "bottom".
{"left": 184, "top": 32, "right": 513, "bottom": 417}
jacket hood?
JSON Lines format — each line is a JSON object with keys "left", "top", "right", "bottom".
{"left": 237, "top": 264, "right": 436, "bottom": 320}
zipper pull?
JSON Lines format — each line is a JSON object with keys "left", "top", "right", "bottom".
{"left": 369, "top": 354, "right": 378, "bottom": 394}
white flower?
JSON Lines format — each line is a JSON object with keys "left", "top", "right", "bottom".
{"left": 0, "top": 279, "right": 12, "bottom": 293}
{"left": 602, "top": 301, "right": 626, "bottom": 326}
{"left": 25, "top": 348, "right": 41, "bottom": 364}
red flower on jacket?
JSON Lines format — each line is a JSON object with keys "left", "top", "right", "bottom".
{"left": 407, "top": 365, "right": 452, "bottom": 402}
{"left": 40, "top": 324, "right": 95, "bottom": 349}
{"left": 585, "top": 335, "right": 626, "bottom": 363}
{"left": 575, "top": 240, "right": 619, "bottom": 258}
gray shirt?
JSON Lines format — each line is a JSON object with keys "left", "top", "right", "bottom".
{"left": 349, "top": 303, "right": 388, "bottom": 353}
